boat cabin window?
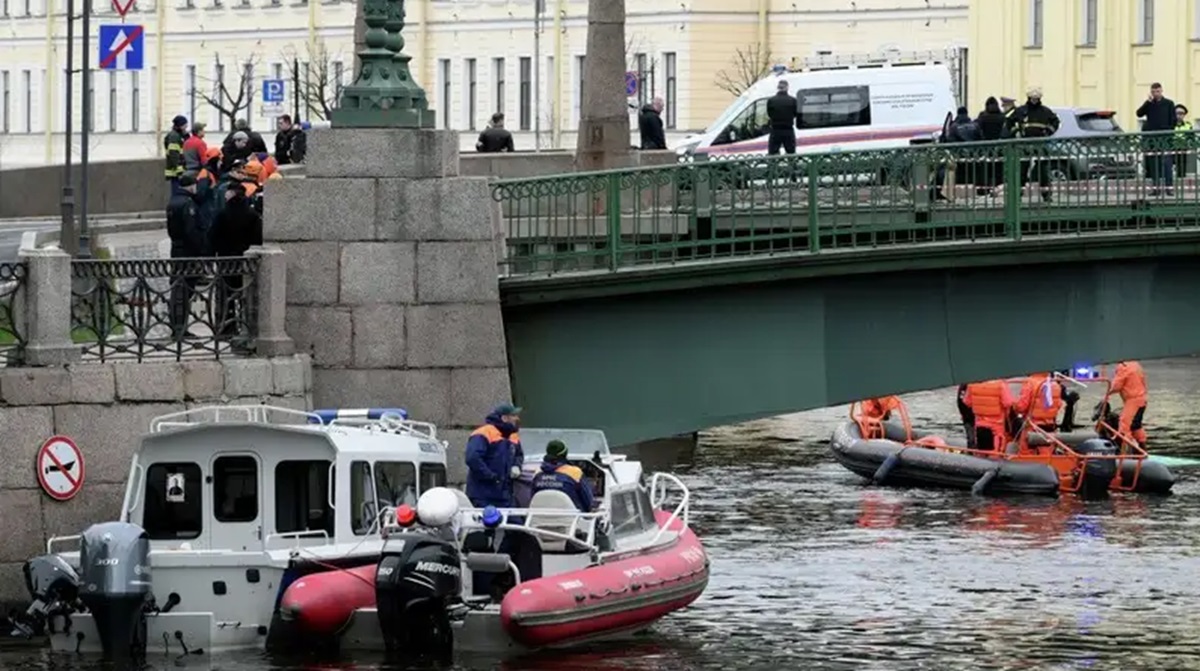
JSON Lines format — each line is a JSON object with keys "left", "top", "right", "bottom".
{"left": 213, "top": 456, "right": 258, "bottom": 523}
{"left": 419, "top": 463, "right": 447, "bottom": 492}
{"left": 350, "top": 460, "right": 376, "bottom": 535}
{"left": 275, "top": 460, "right": 334, "bottom": 537}
{"left": 142, "top": 462, "right": 202, "bottom": 540}
{"left": 609, "top": 487, "right": 658, "bottom": 539}
{"left": 797, "top": 85, "right": 871, "bottom": 130}
{"left": 374, "top": 461, "right": 418, "bottom": 507}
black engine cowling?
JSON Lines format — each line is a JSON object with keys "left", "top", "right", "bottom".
{"left": 1076, "top": 438, "right": 1119, "bottom": 498}
{"left": 77, "top": 521, "right": 152, "bottom": 660}
{"left": 9, "top": 554, "right": 81, "bottom": 638}
{"left": 375, "top": 531, "right": 462, "bottom": 657}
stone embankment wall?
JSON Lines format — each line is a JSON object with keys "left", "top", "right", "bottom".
{"left": 0, "top": 356, "right": 311, "bottom": 608}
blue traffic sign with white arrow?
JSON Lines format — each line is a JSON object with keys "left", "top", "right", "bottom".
{"left": 99, "top": 24, "right": 144, "bottom": 71}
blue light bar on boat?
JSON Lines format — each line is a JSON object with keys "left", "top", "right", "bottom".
{"left": 308, "top": 408, "right": 409, "bottom": 424}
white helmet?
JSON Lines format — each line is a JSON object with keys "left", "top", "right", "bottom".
{"left": 416, "top": 487, "right": 460, "bottom": 527}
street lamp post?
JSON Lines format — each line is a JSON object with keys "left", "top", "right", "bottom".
{"left": 332, "top": 0, "right": 434, "bottom": 129}
{"left": 60, "top": 0, "right": 77, "bottom": 256}
{"left": 79, "top": 0, "right": 93, "bottom": 258}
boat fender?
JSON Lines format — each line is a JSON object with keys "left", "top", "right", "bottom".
{"left": 872, "top": 448, "right": 906, "bottom": 485}
{"left": 971, "top": 467, "right": 1001, "bottom": 497}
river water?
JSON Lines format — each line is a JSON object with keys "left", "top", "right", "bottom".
{"left": 4, "top": 358, "right": 1200, "bottom": 670}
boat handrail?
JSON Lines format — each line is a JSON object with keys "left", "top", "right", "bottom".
{"left": 454, "top": 507, "right": 604, "bottom": 552}
{"left": 324, "top": 415, "right": 441, "bottom": 441}
{"left": 122, "top": 460, "right": 145, "bottom": 518}
{"left": 150, "top": 405, "right": 324, "bottom": 432}
{"left": 264, "top": 529, "right": 331, "bottom": 549}
{"left": 648, "top": 472, "right": 691, "bottom": 545}
{"left": 849, "top": 397, "right": 912, "bottom": 442}
{"left": 47, "top": 534, "right": 82, "bottom": 554}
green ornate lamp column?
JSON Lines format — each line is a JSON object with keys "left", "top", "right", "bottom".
{"left": 332, "top": 0, "right": 435, "bottom": 128}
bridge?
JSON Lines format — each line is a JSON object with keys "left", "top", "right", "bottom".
{"left": 493, "top": 132, "right": 1200, "bottom": 445}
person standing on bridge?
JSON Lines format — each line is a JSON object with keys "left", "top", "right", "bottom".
{"left": 1137, "top": 83, "right": 1177, "bottom": 195}
{"left": 181, "top": 122, "right": 208, "bottom": 175}
{"left": 465, "top": 404, "right": 525, "bottom": 508}
{"left": 1005, "top": 87, "right": 1060, "bottom": 203}
{"left": 766, "top": 79, "right": 799, "bottom": 156}
{"left": 166, "top": 173, "right": 205, "bottom": 339}
{"left": 1110, "top": 361, "right": 1149, "bottom": 449}
{"left": 163, "top": 115, "right": 189, "bottom": 196}
{"left": 638, "top": 97, "right": 667, "bottom": 150}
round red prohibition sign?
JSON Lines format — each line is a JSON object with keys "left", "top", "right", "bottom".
{"left": 36, "top": 436, "right": 86, "bottom": 501}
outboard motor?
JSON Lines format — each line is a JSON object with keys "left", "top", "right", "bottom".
{"left": 375, "top": 488, "right": 463, "bottom": 659}
{"left": 10, "top": 555, "right": 81, "bottom": 637}
{"left": 1075, "top": 438, "right": 1119, "bottom": 498}
{"left": 78, "top": 521, "right": 152, "bottom": 660}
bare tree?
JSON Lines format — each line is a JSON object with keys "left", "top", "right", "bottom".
{"left": 195, "top": 53, "right": 260, "bottom": 131}
{"left": 714, "top": 44, "right": 775, "bottom": 98}
{"left": 282, "top": 41, "right": 347, "bottom": 122}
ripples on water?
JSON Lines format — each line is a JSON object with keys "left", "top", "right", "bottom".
{"left": 5, "top": 359, "right": 1200, "bottom": 670}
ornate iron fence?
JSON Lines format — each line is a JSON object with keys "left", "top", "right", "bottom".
{"left": 494, "top": 130, "right": 1200, "bottom": 277}
{"left": 0, "top": 262, "right": 28, "bottom": 365}
{"left": 70, "top": 257, "right": 259, "bottom": 362}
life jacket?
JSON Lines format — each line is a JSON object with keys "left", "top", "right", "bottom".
{"left": 861, "top": 396, "right": 901, "bottom": 420}
{"left": 196, "top": 168, "right": 216, "bottom": 187}
{"left": 1111, "top": 362, "right": 1147, "bottom": 403}
{"left": 1023, "top": 374, "right": 1063, "bottom": 425}
{"left": 966, "top": 381, "right": 1008, "bottom": 422}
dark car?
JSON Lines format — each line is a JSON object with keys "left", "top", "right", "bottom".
{"left": 1044, "top": 107, "right": 1137, "bottom": 181}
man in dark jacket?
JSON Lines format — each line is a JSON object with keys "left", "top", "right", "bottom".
{"left": 936, "top": 107, "right": 981, "bottom": 200}
{"left": 166, "top": 173, "right": 204, "bottom": 338}
{"left": 465, "top": 404, "right": 524, "bottom": 508}
{"left": 766, "top": 79, "right": 798, "bottom": 155}
{"left": 209, "top": 182, "right": 262, "bottom": 345}
{"left": 1007, "top": 87, "right": 1060, "bottom": 202}
{"left": 163, "top": 115, "right": 189, "bottom": 195}
{"left": 476, "top": 113, "right": 515, "bottom": 152}
{"left": 638, "top": 97, "right": 667, "bottom": 150}
{"left": 1137, "top": 82, "right": 1177, "bottom": 193}
{"left": 223, "top": 119, "right": 267, "bottom": 157}
{"left": 531, "top": 440, "right": 595, "bottom": 512}
{"left": 273, "top": 115, "right": 307, "bottom": 164}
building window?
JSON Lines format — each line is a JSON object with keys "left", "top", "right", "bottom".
{"left": 546, "top": 55, "right": 554, "bottom": 130}
{"left": 143, "top": 462, "right": 202, "bottom": 540}
{"left": 1, "top": 71, "right": 9, "bottom": 133}
{"left": 1, "top": 0, "right": 7, "bottom": 16}
{"left": 797, "top": 86, "right": 872, "bottom": 130}
{"left": 214, "top": 63, "right": 225, "bottom": 131}
{"left": 186, "top": 65, "right": 197, "bottom": 127}
{"left": 1081, "top": 0, "right": 1098, "bottom": 46}
{"left": 664, "top": 52, "right": 676, "bottom": 129}
{"left": 274, "top": 460, "right": 334, "bottom": 537}
{"left": 213, "top": 456, "right": 258, "bottom": 523}
{"left": 438, "top": 58, "right": 450, "bottom": 129}
{"left": 131, "top": 71, "right": 139, "bottom": 131}
{"left": 574, "top": 55, "right": 584, "bottom": 126}
{"left": 492, "top": 57, "right": 505, "bottom": 115}
{"left": 23, "top": 0, "right": 29, "bottom": 15}
{"left": 1027, "top": 0, "right": 1043, "bottom": 47}
{"left": 1139, "top": 0, "right": 1154, "bottom": 43}
{"left": 22, "top": 69, "right": 31, "bottom": 133}
{"left": 243, "top": 62, "right": 253, "bottom": 121}
{"left": 635, "top": 52, "right": 647, "bottom": 107}
{"left": 465, "top": 58, "right": 476, "bottom": 129}
{"left": 519, "top": 56, "right": 531, "bottom": 130}
{"left": 107, "top": 71, "right": 116, "bottom": 131}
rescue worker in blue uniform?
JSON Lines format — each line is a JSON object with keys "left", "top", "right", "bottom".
{"left": 531, "top": 440, "right": 595, "bottom": 512}
{"left": 465, "top": 403, "right": 524, "bottom": 508}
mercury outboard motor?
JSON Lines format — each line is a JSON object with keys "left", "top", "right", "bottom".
{"left": 1075, "top": 438, "right": 1119, "bottom": 498}
{"left": 78, "top": 521, "right": 152, "bottom": 660}
{"left": 10, "top": 555, "right": 81, "bottom": 638}
{"left": 375, "top": 488, "right": 463, "bottom": 659}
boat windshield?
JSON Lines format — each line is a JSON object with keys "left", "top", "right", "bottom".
{"left": 608, "top": 486, "right": 658, "bottom": 539}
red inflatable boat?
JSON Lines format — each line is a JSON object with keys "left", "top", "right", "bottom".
{"left": 278, "top": 564, "right": 377, "bottom": 635}
{"left": 499, "top": 510, "right": 710, "bottom": 647}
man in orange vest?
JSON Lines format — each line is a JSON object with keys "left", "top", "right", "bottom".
{"left": 465, "top": 404, "right": 525, "bottom": 508}
{"left": 963, "top": 379, "right": 1016, "bottom": 452}
{"left": 861, "top": 395, "right": 902, "bottom": 422}
{"left": 1110, "top": 361, "right": 1148, "bottom": 447}
{"left": 1016, "top": 373, "right": 1065, "bottom": 432}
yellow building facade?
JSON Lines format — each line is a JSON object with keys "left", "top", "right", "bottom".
{"left": 0, "top": 0, "right": 968, "bottom": 167}
{"left": 969, "top": 0, "right": 1200, "bottom": 126}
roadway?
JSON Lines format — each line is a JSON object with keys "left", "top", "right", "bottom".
{"left": 0, "top": 213, "right": 165, "bottom": 262}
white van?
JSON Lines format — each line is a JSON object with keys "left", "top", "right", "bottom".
{"left": 674, "top": 64, "right": 957, "bottom": 159}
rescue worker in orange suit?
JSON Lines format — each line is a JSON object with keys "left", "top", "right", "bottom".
{"left": 1016, "top": 373, "right": 1066, "bottom": 432}
{"left": 963, "top": 379, "right": 1016, "bottom": 452}
{"left": 531, "top": 440, "right": 595, "bottom": 512}
{"left": 1109, "top": 361, "right": 1149, "bottom": 448}
{"left": 861, "top": 396, "right": 902, "bottom": 422}
{"left": 465, "top": 404, "right": 525, "bottom": 508}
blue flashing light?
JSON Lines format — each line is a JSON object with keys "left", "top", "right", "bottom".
{"left": 308, "top": 407, "right": 409, "bottom": 424}
{"left": 481, "top": 505, "right": 502, "bottom": 528}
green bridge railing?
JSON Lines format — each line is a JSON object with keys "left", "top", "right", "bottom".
{"left": 492, "top": 130, "right": 1200, "bottom": 278}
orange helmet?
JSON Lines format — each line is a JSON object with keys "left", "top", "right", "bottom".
{"left": 203, "top": 146, "right": 222, "bottom": 163}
